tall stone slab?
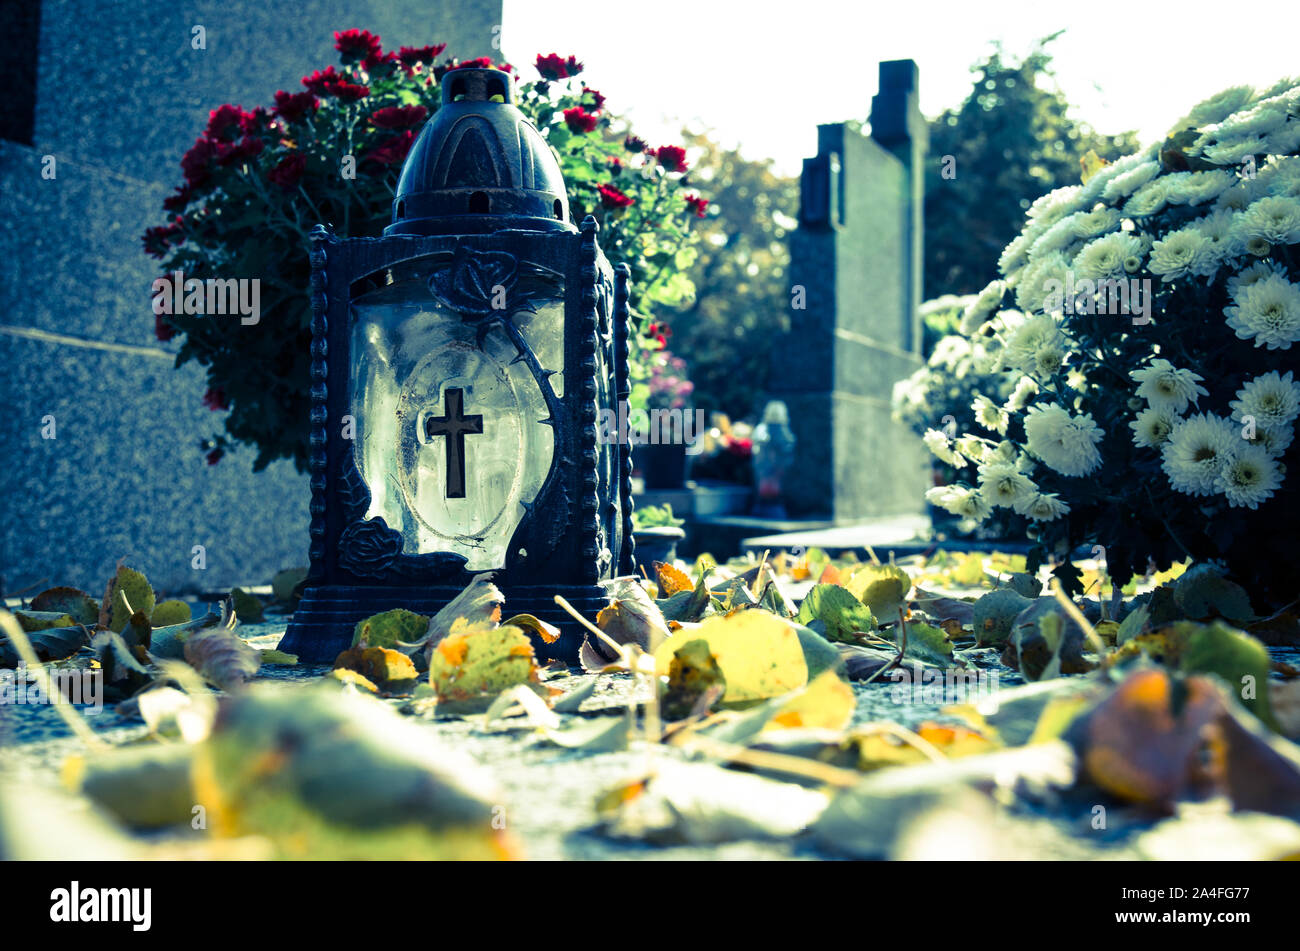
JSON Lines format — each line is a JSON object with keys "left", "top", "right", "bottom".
{"left": 770, "top": 60, "right": 929, "bottom": 520}
{"left": 0, "top": 0, "right": 502, "bottom": 597}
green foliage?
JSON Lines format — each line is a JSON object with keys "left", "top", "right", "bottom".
{"left": 924, "top": 34, "right": 1138, "bottom": 300}
{"left": 632, "top": 504, "right": 684, "bottom": 530}
{"left": 667, "top": 131, "right": 800, "bottom": 420}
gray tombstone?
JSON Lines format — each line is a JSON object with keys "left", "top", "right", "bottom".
{"left": 0, "top": 1, "right": 501, "bottom": 596}
{"left": 769, "top": 60, "right": 929, "bottom": 521}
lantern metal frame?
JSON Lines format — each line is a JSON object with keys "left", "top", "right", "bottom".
{"left": 279, "top": 218, "right": 635, "bottom": 664}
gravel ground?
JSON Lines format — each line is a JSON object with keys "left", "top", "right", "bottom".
{"left": 4, "top": 620, "right": 1296, "bottom": 860}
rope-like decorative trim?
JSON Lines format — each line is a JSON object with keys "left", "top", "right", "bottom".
{"left": 306, "top": 224, "right": 332, "bottom": 580}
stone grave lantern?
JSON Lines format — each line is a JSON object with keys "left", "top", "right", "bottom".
{"left": 279, "top": 68, "right": 634, "bottom": 663}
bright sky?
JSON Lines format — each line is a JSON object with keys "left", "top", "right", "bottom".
{"left": 502, "top": 0, "right": 1300, "bottom": 176}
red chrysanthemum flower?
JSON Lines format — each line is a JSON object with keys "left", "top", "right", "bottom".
{"left": 330, "top": 80, "right": 370, "bottom": 101}
{"left": 370, "top": 105, "right": 428, "bottom": 129}
{"left": 181, "top": 137, "right": 217, "bottom": 186}
{"left": 202, "top": 386, "right": 229, "bottom": 412}
{"left": 363, "top": 50, "right": 399, "bottom": 73}
{"left": 162, "top": 185, "right": 193, "bottom": 212}
{"left": 623, "top": 134, "right": 648, "bottom": 154}
{"left": 274, "top": 90, "right": 319, "bottom": 122}
{"left": 301, "top": 66, "right": 343, "bottom": 95}
{"left": 535, "top": 52, "right": 583, "bottom": 80}
{"left": 683, "top": 194, "right": 709, "bottom": 218}
{"left": 239, "top": 107, "right": 270, "bottom": 135}
{"left": 448, "top": 56, "right": 493, "bottom": 71}
{"left": 334, "top": 29, "right": 382, "bottom": 65}
{"left": 216, "top": 134, "right": 264, "bottom": 167}
{"left": 365, "top": 130, "right": 415, "bottom": 166}
{"left": 582, "top": 86, "right": 606, "bottom": 110}
{"left": 597, "top": 183, "right": 634, "bottom": 209}
{"left": 398, "top": 43, "right": 447, "bottom": 67}
{"left": 205, "top": 104, "right": 250, "bottom": 140}
{"left": 655, "top": 145, "right": 689, "bottom": 173}
{"left": 607, "top": 157, "right": 624, "bottom": 173}
{"left": 267, "top": 152, "right": 306, "bottom": 190}
{"left": 303, "top": 66, "right": 367, "bottom": 99}
{"left": 562, "top": 106, "right": 599, "bottom": 133}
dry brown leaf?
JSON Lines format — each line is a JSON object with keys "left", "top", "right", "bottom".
{"left": 184, "top": 628, "right": 260, "bottom": 691}
{"left": 655, "top": 562, "right": 694, "bottom": 597}
{"left": 1072, "top": 669, "right": 1223, "bottom": 808}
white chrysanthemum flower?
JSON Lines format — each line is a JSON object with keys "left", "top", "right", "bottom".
{"left": 1217, "top": 103, "right": 1289, "bottom": 140}
{"left": 959, "top": 280, "right": 1005, "bottom": 335}
{"left": 1102, "top": 160, "right": 1162, "bottom": 202}
{"left": 1230, "top": 370, "right": 1300, "bottom": 430}
{"left": 1023, "top": 403, "right": 1104, "bottom": 477}
{"left": 1161, "top": 413, "right": 1238, "bottom": 496}
{"left": 1014, "top": 253, "right": 1072, "bottom": 313}
{"left": 1214, "top": 184, "right": 1257, "bottom": 213}
{"left": 1194, "top": 209, "right": 1246, "bottom": 260}
{"left": 1250, "top": 423, "right": 1295, "bottom": 458}
{"left": 1166, "top": 169, "right": 1237, "bottom": 207}
{"left": 923, "top": 429, "right": 966, "bottom": 467}
{"left": 1264, "top": 120, "right": 1300, "bottom": 156}
{"left": 1004, "top": 376, "right": 1039, "bottom": 413}
{"left": 1233, "top": 195, "right": 1300, "bottom": 246}
{"left": 1130, "top": 406, "right": 1179, "bottom": 449}
{"left": 1215, "top": 443, "right": 1282, "bottom": 509}
{"left": 1124, "top": 178, "right": 1171, "bottom": 217}
{"left": 1224, "top": 273, "right": 1300, "bottom": 349}
{"left": 928, "top": 333, "right": 972, "bottom": 370}
{"left": 1226, "top": 260, "right": 1288, "bottom": 300}
{"left": 1026, "top": 185, "right": 1085, "bottom": 226}
{"left": 1071, "top": 207, "right": 1121, "bottom": 240}
{"left": 1183, "top": 85, "right": 1256, "bottom": 128}
{"left": 1004, "top": 314, "right": 1067, "bottom": 374}
{"left": 977, "top": 462, "right": 1038, "bottom": 508}
{"left": 1258, "top": 77, "right": 1300, "bottom": 100}
{"left": 1260, "top": 156, "right": 1300, "bottom": 198}
{"left": 989, "top": 440, "right": 1019, "bottom": 465}
{"left": 1013, "top": 491, "right": 1071, "bottom": 522}
{"left": 1073, "top": 232, "right": 1143, "bottom": 282}
{"left": 1081, "top": 148, "right": 1154, "bottom": 202}
{"left": 1147, "top": 228, "right": 1215, "bottom": 282}
{"left": 926, "top": 485, "right": 993, "bottom": 522}
{"left": 956, "top": 435, "right": 991, "bottom": 465}
{"left": 970, "top": 395, "right": 1008, "bottom": 436}
{"left": 1033, "top": 343, "right": 1067, "bottom": 379}
{"left": 1130, "top": 358, "right": 1209, "bottom": 413}
{"left": 1029, "top": 212, "right": 1086, "bottom": 261}
{"left": 998, "top": 230, "right": 1035, "bottom": 277}
{"left": 1202, "top": 137, "right": 1266, "bottom": 166}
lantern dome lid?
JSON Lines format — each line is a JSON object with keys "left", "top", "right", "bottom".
{"left": 384, "top": 68, "right": 574, "bottom": 236}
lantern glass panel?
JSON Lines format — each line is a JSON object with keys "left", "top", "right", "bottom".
{"left": 348, "top": 262, "right": 561, "bottom": 570}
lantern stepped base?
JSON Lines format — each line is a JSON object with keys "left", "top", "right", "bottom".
{"left": 278, "top": 584, "right": 611, "bottom": 664}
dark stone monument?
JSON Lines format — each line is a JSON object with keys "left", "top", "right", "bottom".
{"left": 769, "top": 59, "right": 929, "bottom": 522}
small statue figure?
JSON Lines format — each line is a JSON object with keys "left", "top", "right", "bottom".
{"left": 751, "top": 400, "right": 796, "bottom": 518}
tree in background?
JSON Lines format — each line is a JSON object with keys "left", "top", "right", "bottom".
{"left": 923, "top": 33, "right": 1139, "bottom": 305}
{"left": 667, "top": 130, "right": 800, "bottom": 421}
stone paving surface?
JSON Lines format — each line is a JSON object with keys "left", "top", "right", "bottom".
{"left": 8, "top": 619, "right": 1295, "bottom": 860}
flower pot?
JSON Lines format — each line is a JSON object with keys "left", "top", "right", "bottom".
{"left": 633, "top": 526, "right": 686, "bottom": 567}
{"left": 638, "top": 442, "right": 688, "bottom": 489}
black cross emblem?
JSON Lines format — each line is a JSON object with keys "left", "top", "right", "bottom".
{"left": 424, "top": 388, "right": 483, "bottom": 499}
